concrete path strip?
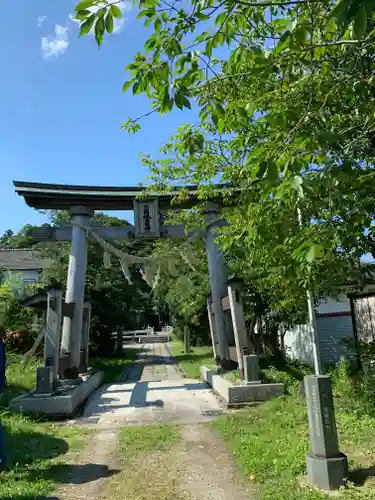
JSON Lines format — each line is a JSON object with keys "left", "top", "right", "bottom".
{"left": 83, "top": 342, "right": 224, "bottom": 427}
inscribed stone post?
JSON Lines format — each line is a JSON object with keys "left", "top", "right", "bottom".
{"left": 304, "top": 375, "right": 348, "bottom": 490}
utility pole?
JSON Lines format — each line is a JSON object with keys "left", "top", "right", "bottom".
{"left": 297, "top": 207, "right": 322, "bottom": 375}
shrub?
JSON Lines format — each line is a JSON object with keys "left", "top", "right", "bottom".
{"left": 331, "top": 357, "right": 375, "bottom": 417}
{"left": 0, "top": 282, "right": 34, "bottom": 353}
{"left": 3, "top": 329, "right": 36, "bottom": 353}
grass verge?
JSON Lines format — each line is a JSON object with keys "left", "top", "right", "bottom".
{"left": 214, "top": 361, "right": 375, "bottom": 500}
{"left": 0, "top": 354, "right": 90, "bottom": 499}
{"left": 90, "top": 346, "right": 139, "bottom": 383}
{"left": 170, "top": 340, "right": 214, "bottom": 379}
{"left": 103, "top": 424, "right": 183, "bottom": 500}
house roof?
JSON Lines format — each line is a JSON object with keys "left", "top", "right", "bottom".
{"left": 0, "top": 249, "right": 49, "bottom": 271}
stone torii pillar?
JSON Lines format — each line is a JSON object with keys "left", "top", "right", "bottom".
{"left": 60, "top": 206, "right": 93, "bottom": 379}
{"left": 202, "top": 202, "right": 230, "bottom": 367}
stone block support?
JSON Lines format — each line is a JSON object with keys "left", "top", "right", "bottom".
{"left": 60, "top": 206, "right": 93, "bottom": 379}
{"left": 227, "top": 279, "right": 250, "bottom": 378}
{"left": 80, "top": 300, "right": 91, "bottom": 373}
{"left": 244, "top": 355, "right": 261, "bottom": 384}
{"left": 305, "top": 375, "right": 348, "bottom": 490}
{"left": 44, "top": 288, "right": 62, "bottom": 388}
{"left": 207, "top": 299, "right": 218, "bottom": 360}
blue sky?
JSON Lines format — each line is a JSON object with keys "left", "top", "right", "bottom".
{"left": 0, "top": 0, "right": 198, "bottom": 234}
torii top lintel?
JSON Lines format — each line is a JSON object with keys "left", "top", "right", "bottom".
{"left": 13, "top": 181, "right": 232, "bottom": 211}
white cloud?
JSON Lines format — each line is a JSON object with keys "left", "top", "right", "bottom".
{"left": 40, "top": 1, "right": 130, "bottom": 60}
{"left": 37, "top": 15, "right": 47, "bottom": 28}
{"left": 69, "top": 1, "right": 131, "bottom": 35}
{"left": 41, "top": 24, "right": 69, "bottom": 59}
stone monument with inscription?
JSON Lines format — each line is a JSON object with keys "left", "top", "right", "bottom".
{"left": 304, "top": 375, "right": 348, "bottom": 490}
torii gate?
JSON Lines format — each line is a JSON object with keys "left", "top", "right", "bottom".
{"left": 14, "top": 181, "right": 236, "bottom": 378}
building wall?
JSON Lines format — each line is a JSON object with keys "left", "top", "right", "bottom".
{"left": 283, "top": 323, "right": 314, "bottom": 365}
{"left": 316, "top": 315, "right": 355, "bottom": 365}
{"left": 316, "top": 295, "right": 351, "bottom": 315}
{"left": 4, "top": 269, "right": 40, "bottom": 284}
{"left": 352, "top": 295, "right": 375, "bottom": 344}
{"left": 283, "top": 295, "right": 355, "bottom": 366}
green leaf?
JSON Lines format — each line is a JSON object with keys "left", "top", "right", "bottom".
{"left": 79, "top": 14, "right": 96, "bottom": 36}
{"left": 237, "top": 107, "right": 248, "bottom": 119}
{"left": 122, "top": 80, "right": 134, "bottom": 92}
{"left": 215, "top": 12, "right": 227, "bottom": 25}
{"left": 286, "top": 19, "right": 297, "bottom": 32}
{"left": 105, "top": 12, "right": 114, "bottom": 34}
{"left": 275, "top": 31, "right": 291, "bottom": 53}
{"left": 182, "top": 96, "right": 191, "bottom": 109}
{"left": 216, "top": 103, "right": 225, "bottom": 116}
{"left": 161, "top": 88, "right": 173, "bottom": 112}
{"left": 255, "top": 161, "right": 267, "bottom": 180}
{"left": 217, "top": 118, "right": 225, "bottom": 133}
{"left": 154, "top": 17, "right": 162, "bottom": 32}
{"left": 294, "top": 27, "right": 307, "bottom": 45}
{"left": 75, "top": 9, "right": 92, "bottom": 21}
{"left": 205, "top": 38, "right": 214, "bottom": 57}
{"left": 110, "top": 4, "right": 122, "bottom": 18}
{"left": 353, "top": 5, "right": 367, "bottom": 39}
{"left": 195, "top": 11, "right": 210, "bottom": 20}
{"left": 75, "top": 0, "right": 95, "bottom": 11}
{"left": 95, "top": 15, "right": 105, "bottom": 46}
{"left": 266, "top": 161, "right": 279, "bottom": 182}
{"left": 175, "top": 92, "right": 185, "bottom": 110}
{"left": 306, "top": 243, "right": 324, "bottom": 263}
{"left": 291, "top": 175, "right": 304, "bottom": 198}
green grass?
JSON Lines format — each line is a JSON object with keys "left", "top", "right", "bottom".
{"left": 214, "top": 362, "right": 375, "bottom": 500}
{"left": 0, "top": 354, "right": 90, "bottom": 499}
{"left": 104, "top": 424, "right": 183, "bottom": 500}
{"left": 1, "top": 354, "right": 41, "bottom": 408}
{"left": 90, "top": 347, "right": 139, "bottom": 383}
{"left": 118, "top": 424, "right": 180, "bottom": 456}
{"left": 170, "top": 340, "right": 215, "bottom": 379}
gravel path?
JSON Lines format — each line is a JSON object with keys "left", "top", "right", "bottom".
{"left": 51, "top": 342, "right": 256, "bottom": 500}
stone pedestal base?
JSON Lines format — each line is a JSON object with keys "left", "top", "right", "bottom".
{"left": 201, "top": 365, "right": 284, "bottom": 406}
{"left": 306, "top": 452, "right": 348, "bottom": 491}
{"left": 10, "top": 371, "right": 103, "bottom": 417}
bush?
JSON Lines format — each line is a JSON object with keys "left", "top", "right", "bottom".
{"left": 0, "top": 282, "right": 35, "bottom": 353}
{"left": 3, "top": 329, "right": 36, "bottom": 353}
{"left": 331, "top": 358, "right": 375, "bottom": 417}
